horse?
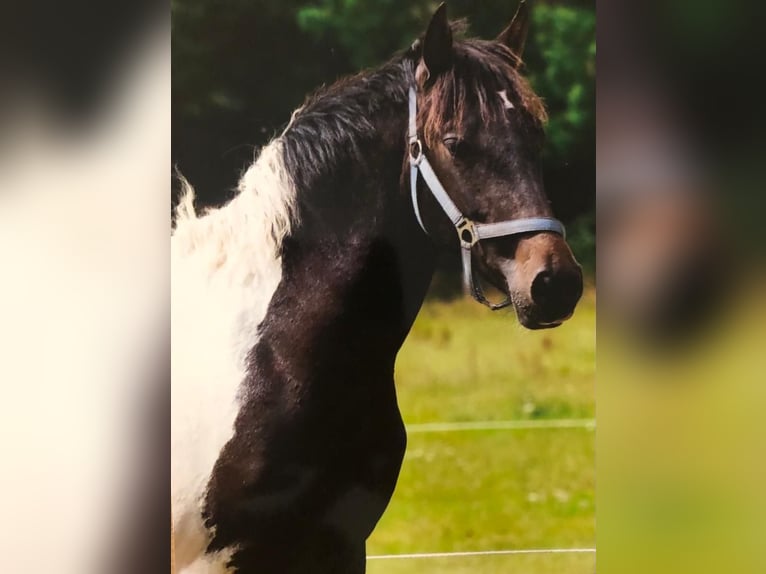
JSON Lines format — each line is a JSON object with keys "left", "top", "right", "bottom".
{"left": 171, "top": 3, "right": 583, "bottom": 572}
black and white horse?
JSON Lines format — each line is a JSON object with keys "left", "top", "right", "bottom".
{"left": 172, "top": 3, "right": 582, "bottom": 572}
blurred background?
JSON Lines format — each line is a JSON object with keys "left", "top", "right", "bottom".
{"left": 173, "top": 1, "right": 595, "bottom": 572}
{"left": 1, "top": 2, "right": 168, "bottom": 573}
{"left": 597, "top": 1, "right": 766, "bottom": 574}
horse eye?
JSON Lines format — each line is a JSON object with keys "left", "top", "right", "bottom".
{"left": 443, "top": 134, "right": 461, "bottom": 155}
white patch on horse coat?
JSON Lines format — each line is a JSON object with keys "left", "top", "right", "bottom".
{"left": 498, "top": 89, "right": 515, "bottom": 109}
{"left": 171, "top": 139, "right": 297, "bottom": 572}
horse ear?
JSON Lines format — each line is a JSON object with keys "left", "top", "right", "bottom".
{"left": 497, "top": 0, "right": 530, "bottom": 64}
{"left": 420, "top": 3, "right": 453, "bottom": 82}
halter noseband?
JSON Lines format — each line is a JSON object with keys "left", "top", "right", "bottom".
{"left": 407, "top": 86, "right": 566, "bottom": 310}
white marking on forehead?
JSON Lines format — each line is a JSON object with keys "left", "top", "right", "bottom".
{"left": 498, "top": 90, "right": 515, "bottom": 110}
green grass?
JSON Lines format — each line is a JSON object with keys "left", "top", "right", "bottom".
{"left": 367, "top": 553, "right": 595, "bottom": 574}
{"left": 394, "top": 291, "right": 595, "bottom": 424}
{"left": 366, "top": 291, "right": 596, "bottom": 573}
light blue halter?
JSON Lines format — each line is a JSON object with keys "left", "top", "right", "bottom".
{"left": 407, "top": 86, "right": 566, "bottom": 310}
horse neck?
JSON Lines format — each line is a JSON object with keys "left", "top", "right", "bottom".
{"left": 271, "top": 66, "right": 435, "bottom": 373}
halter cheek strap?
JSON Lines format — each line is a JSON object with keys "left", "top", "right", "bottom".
{"left": 407, "top": 86, "right": 566, "bottom": 310}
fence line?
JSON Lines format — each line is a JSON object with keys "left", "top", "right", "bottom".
{"left": 372, "top": 419, "right": 596, "bottom": 564}
{"left": 406, "top": 418, "right": 595, "bottom": 433}
{"left": 368, "top": 548, "right": 596, "bottom": 560}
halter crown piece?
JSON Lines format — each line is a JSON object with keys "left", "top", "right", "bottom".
{"left": 407, "top": 86, "right": 566, "bottom": 310}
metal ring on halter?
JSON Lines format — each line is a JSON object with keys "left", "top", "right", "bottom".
{"left": 455, "top": 218, "right": 478, "bottom": 248}
{"left": 409, "top": 140, "right": 423, "bottom": 165}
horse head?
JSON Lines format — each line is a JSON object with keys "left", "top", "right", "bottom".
{"left": 409, "top": 2, "right": 583, "bottom": 329}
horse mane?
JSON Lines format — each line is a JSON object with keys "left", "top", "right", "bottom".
{"left": 171, "top": 139, "right": 297, "bottom": 277}
{"left": 280, "top": 59, "right": 412, "bottom": 194}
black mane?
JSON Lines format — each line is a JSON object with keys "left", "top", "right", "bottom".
{"left": 281, "top": 55, "right": 415, "bottom": 195}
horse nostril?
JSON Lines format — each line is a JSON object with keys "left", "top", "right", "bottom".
{"left": 531, "top": 270, "right": 555, "bottom": 305}
{"left": 531, "top": 268, "right": 583, "bottom": 320}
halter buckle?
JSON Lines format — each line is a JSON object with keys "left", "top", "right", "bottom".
{"left": 456, "top": 218, "right": 478, "bottom": 248}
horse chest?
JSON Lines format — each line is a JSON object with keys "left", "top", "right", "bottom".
{"left": 201, "top": 364, "right": 407, "bottom": 572}
{"left": 218, "top": 361, "right": 406, "bottom": 506}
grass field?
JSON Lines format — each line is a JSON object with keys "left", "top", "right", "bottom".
{"left": 366, "top": 290, "right": 596, "bottom": 573}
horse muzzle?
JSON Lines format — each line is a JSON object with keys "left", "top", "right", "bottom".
{"left": 502, "top": 233, "right": 584, "bottom": 329}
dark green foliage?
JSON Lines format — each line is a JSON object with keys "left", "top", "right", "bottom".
{"left": 525, "top": 4, "right": 595, "bottom": 165}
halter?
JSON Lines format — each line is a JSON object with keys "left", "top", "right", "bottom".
{"left": 407, "top": 86, "right": 566, "bottom": 310}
